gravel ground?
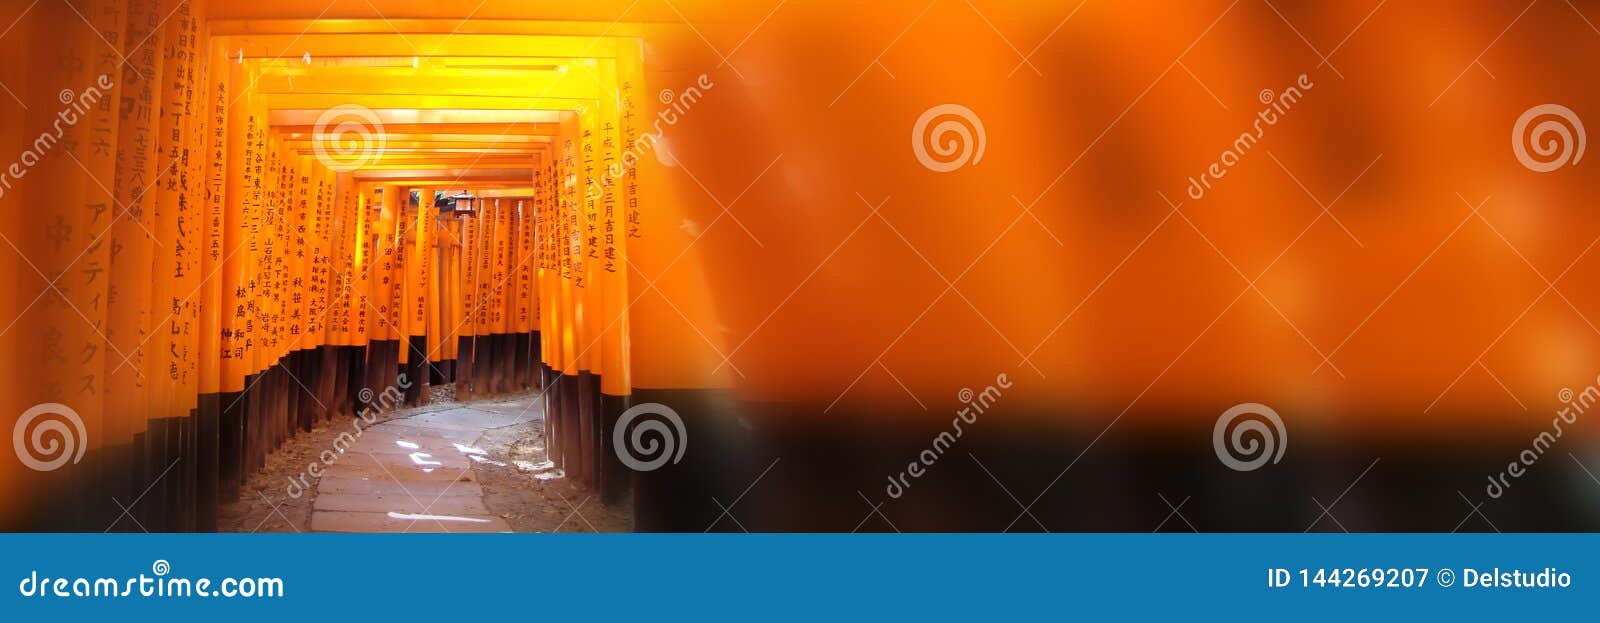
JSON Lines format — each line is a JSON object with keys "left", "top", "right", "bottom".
{"left": 219, "top": 386, "right": 632, "bottom": 532}
{"left": 473, "top": 414, "right": 633, "bottom": 533}
{"left": 217, "top": 396, "right": 462, "bottom": 533}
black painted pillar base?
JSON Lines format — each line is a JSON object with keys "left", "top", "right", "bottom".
{"left": 629, "top": 389, "right": 745, "bottom": 532}
{"left": 599, "top": 393, "right": 632, "bottom": 506}
{"left": 196, "top": 392, "right": 221, "bottom": 532}
{"left": 539, "top": 364, "right": 558, "bottom": 464}
{"left": 405, "top": 335, "right": 429, "bottom": 406}
{"left": 529, "top": 331, "right": 543, "bottom": 391}
{"left": 576, "top": 372, "right": 599, "bottom": 488}
{"left": 479, "top": 335, "right": 499, "bottom": 395}
{"left": 457, "top": 335, "right": 476, "bottom": 401}
{"left": 100, "top": 441, "right": 135, "bottom": 530}
{"left": 347, "top": 345, "right": 368, "bottom": 416}
{"left": 513, "top": 332, "right": 532, "bottom": 392}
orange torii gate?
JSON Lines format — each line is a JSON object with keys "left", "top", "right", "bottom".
{"left": 0, "top": 1, "right": 670, "bottom": 531}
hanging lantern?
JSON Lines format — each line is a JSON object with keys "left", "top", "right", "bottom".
{"left": 448, "top": 191, "right": 479, "bottom": 217}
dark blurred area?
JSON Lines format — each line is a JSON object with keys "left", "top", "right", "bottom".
{"left": 634, "top": 392, "right": 1600, "bottom": 532}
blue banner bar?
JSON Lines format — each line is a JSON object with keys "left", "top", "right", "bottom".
{"left": 3, "top": 534, "right": 1594, "bottom": 620}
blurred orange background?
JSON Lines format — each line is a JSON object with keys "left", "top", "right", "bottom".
{"left": 10, "top": 0, "right": 1600, "bottom": 438}
{"left": 588, "top": 0, "right": 1600, "bottom": 435}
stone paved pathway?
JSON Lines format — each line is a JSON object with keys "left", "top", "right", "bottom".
{"left": 308, "top": 396, "right": 541, "bottom": 533}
